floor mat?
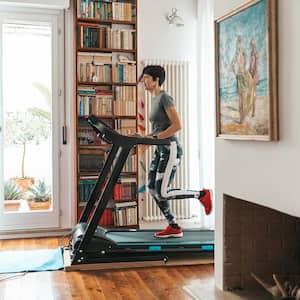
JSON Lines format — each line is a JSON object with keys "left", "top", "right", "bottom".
{"left": 0, "top": 247, "right": 64, "bottom": 274}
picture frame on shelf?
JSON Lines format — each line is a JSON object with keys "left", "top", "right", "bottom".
{"left": 215, "top": 0, "right": 278, "bottom": 141}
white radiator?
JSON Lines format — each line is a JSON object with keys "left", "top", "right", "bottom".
{"left": 141, "top": 59, "right": 191, "bottom": 221}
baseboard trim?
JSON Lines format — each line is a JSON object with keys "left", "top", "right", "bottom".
{"left": 0, "top": 228, "right": 73, "bottom": 239}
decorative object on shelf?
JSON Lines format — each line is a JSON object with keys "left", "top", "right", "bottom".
{"left": 166, "top": 8, "right": 184, "bottom": 27}
{"left": 215, "top": 0, "right": 278, "bottom": 141}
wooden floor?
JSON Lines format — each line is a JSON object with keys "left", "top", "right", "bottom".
{"left": 0, "top": 237, "right": 214, "bottom": 300}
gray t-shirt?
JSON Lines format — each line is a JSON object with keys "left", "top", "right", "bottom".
{"left": 149, "top": 91, "right": 177, "bottom": 141}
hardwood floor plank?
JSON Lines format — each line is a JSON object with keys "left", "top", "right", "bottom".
{"left": 81, "top": 272, "right": 106, "bottom": 300}
{"left": 107, "top": 271, "right": 140, "bottom": 299}
{"left": 66, "top": 271, "right": 91, "bottom": 300}
{"left": 0, "top": 237, "right": 215, "bottom": 300}
{"left": 124, "top": 270, "right": 156, "bottom": 300}
{"left": 51, "top": 271, "right": 73, "bottom": 300}
{"left": 94, "top": 272, "right": 123, "bottom": 300}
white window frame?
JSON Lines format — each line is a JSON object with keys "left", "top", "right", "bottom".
{"left": 0, "top": 5, "right": 65, "bottom": 231}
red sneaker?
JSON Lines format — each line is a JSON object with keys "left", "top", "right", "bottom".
{"left": 199, "top": 189, "right": 212, "bottom": 215}
{"left": 154, "top": 225, "right": 183, "bottom": 238}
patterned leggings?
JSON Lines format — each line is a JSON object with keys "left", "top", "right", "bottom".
{"left": 148, "top": 141, "right": 199, "bottom": 225}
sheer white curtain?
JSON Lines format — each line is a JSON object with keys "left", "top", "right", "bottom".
{"left": 197, "top": 0, "right": 215, "bottom": 228}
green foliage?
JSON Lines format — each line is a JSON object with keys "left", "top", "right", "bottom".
{"left": 4, "top": 181, "right": 23, "bottom": 200}
{"left": 4, "top": 111, "right": 50, "bottom": 178}
{"left": 4, "top": 111, "right": 50, "bottom": 146}
{"left": 27, "top": 180, "right": 51, "bottom": 203}
{"left": 28, "top": 82, "right": 51, "bottom": 122}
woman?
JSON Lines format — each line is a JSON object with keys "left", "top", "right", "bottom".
{"left": 140, "top": 65, "right": 212, "bottom": 238}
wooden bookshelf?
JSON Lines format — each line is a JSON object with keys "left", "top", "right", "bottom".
{"left": 75, "top": 0, "right": 138, "bottom": 229}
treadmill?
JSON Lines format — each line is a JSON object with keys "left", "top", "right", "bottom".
{"left": 67, "top": 115, "right": 214, "bottom": 267}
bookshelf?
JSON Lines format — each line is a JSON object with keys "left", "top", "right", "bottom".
{"left": 75, "top": 0, "right": 138, "bottom": 228}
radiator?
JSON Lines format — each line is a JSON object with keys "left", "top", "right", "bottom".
{"left": 140, "top": 59, "right": 191, "bottom": 221}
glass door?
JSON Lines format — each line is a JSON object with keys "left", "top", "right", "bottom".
{"left": 0, "top": 9, "right": 63, "bottom": 230}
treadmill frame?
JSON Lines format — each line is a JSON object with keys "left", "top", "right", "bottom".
{"left": 68, "top": 115, "right": 213, "bottom": 266}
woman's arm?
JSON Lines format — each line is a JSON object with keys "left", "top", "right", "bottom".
{"left": 156, "top": 106, "right": 182, "bottom": 139}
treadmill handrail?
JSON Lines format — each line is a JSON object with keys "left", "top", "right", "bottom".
{"left": 87, "top": 115, "right": 170, "bottom": 146}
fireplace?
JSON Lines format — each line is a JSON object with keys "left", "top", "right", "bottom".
{"left": 223, "top": 194, "right": 300, "bottom": 291}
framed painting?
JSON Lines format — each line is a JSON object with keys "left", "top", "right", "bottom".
{"left": 215, "top": 0, "right": 278, "bottom": 140}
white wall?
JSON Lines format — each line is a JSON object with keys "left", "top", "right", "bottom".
{"left": 139, "top": 0, "right": 197, "bottom": 61}
{"left": 214, "top": 0, "right": 300, "bottom": 289}
{"left": 138, "top": 0, "right": 200, "bottom": 192}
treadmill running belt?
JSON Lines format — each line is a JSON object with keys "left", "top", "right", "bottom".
{"left": 105, "top": 230, "right": 214, "bottom": 246}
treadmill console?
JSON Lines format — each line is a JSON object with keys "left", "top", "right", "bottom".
{"left": 87, "top": 115, "right": 170, "bottom": 146}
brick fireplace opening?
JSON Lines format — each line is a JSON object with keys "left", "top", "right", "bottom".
{"left": 223, "top": 194, "right": 300, "bottom": 291}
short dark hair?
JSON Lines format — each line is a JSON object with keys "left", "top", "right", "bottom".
{"left": 142, "top": 65, "right": 165, "bottom": 86}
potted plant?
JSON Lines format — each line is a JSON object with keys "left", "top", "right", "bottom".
{"left": 4, "top": 110, "right": 50, "bottom": 191}
{"left": 26, "top": 179, "right": 51, "bottom": 210}
{"left": 3, "top": 180, "right": 23, "bottom": 211}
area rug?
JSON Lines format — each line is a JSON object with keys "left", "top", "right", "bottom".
{"left": 0, "top": 247, "right": 64, "bottom": 274}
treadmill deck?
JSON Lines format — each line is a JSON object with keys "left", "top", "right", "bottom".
{"left": 103, "top": 229, "right": 214, "bottom": 246}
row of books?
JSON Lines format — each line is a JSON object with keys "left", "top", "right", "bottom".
{"left": 78, "top": 24, "right": 136, "bottom": 50}
{"left": 115, "top": 118, "right": 136, "bottom": 135}
{"left": 113, "top": 177, "right": 136, "bottom": 200}
{"left": 78, "top": 126, "right": 99, "bottom": 145}
{"left": 79, "top": 153, "right": 105, "bottom": 172}
{"left": 79, "top": 178, "right": 136, "bottom": 202}
{"left": 77, "top": 96, "right": 136, "bottom": 116}
{"left": 100, "top": 209, "right": 114, "bottom": 226}
{"left": 113, "top": 204, "right": 137, "bottom": 226}
{"left": 77, "top": 0, "right": 136, "bottom": 22}
{"left": 112, "top": 63, "right": 136, "bottom": 83}
{"left": 121, "top": 151, "right": 136, "bottom": 172}
{"left": 112, "top": 2, "right": 135, "bottom": 21}
{"left": 79, "top": 179, "right": 97, "bottom": 201}
{"left": 78, "top": 125, "right": 135, "bottom": 146}
{"left": 77, "top": 0, "right": 112, "bottom": 20}
{"left": 78, "top": 63, "right": 112, "bottom": 83}
{"left": 78, "top": 84, "right": 136, "bottom": 97}
{"left": 115, "top": 86, "right": 136, "bottom": 101}
{"left": 78, "top": 63, "right": 136, "bottom": 84}
{"left": 78, "top": 150, "right": 135, "bottom": 173}
{"left": 78, "top": 94, "right": 113, "bottom": 116}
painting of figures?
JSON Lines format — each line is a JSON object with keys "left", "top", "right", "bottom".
{"left": 215, "top": 0, "right": 278, "bottom": 140}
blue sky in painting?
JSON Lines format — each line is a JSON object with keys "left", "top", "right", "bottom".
{"left": 218, "top": 0, "right": 268, "bottom": 100}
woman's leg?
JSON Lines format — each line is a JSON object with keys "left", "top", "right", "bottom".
{"left": 148, "top": 147, "right": 177, "bottom": 225}
{"left": 157, "top": 141, "right": 212, "bottom": 215}
{"left": 159, "top": 142, "right": 199, "bottom": 200}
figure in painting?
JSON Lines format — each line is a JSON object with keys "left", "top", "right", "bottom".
{"left": 231, "top": 36, "right": 256, "bottom": 123}
{"left": 248, "top": 38, "right": 259, "bottom": 117}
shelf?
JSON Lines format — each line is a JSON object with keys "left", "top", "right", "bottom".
{"left": 79, "top": 171, "right": 137, "bottom": 178}
{"left": 79, "top": 200, "right": 137, "bottom": 207}
{"left": 78, "top": 47, "right": 136, "bottom": 54}
{"left": 79, "top": 144, "right": 110, "bottom": 149}
{"left": 75, "top": 0, "right": 139, "bottom": 229}
{"left": 78, "top": 115, "right": 136, "bottom": 119}
{"left": 106, "top": 224, "right": 138, "bottom": 229}
{"left": 77, "top": 17, "right": 136, "bottom": 26}
{"left": 78, "top": 81, "right": 137, "bottom": 86}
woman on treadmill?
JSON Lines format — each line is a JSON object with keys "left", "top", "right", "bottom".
{"left": 139, "top": 65, "right": 212, "bottom": 238}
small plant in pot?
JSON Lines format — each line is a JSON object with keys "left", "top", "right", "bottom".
{"left": 3, "top": 181, "right": 23, "bottom": 211}
{"left": 27, "top": 179, "right": 51, "bottom": 211}
{"left": 4, "top": 110, "right": 50, "bottom": 191}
